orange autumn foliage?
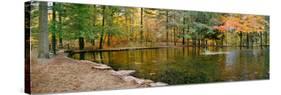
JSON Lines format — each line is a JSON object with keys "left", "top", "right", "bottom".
{"left": 214, "top": 14, "right": 266, "bottom": 33}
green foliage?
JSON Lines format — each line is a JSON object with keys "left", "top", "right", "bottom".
{"left": 50, "top": 21, "right": 57, "bottom": 33}
{"left": 177, "top": 34, "right": 192, "bottom": 39}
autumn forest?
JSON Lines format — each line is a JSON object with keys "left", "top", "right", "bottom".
{"left": 25, "top": 1, "right": 270, "bottom": 93}
{"left": 28, "top": 2, "right": 269, "bottom": 57}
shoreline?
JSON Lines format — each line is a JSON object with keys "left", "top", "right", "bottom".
{"left": 30, "top": 50, "right": 167, "bottom": 94}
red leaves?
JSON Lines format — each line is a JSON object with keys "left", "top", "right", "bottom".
{"left": 214, "top": 15, "right": 266, "bottom": 33}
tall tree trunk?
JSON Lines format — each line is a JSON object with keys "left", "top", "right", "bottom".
{"left": 77, "top": 6, "right": 85, "bottom": 51}
{"left": 174, "top": 27, "right": 176, "bottom": 46}
{"left": 79, "top": 37, "right": 84, "bottom": 50}
{"left": 252, "top": 33, "right": 254, "bottom": 47}
{"left": 140, "top": 8, "right": 144, "bottom": 45}
{"left": 125, "top": 8, "right": 129, "bottom": 41}
{"left": 52, "top": 3, "right": 57, "bottom": 55}
{"left": 92, "top": 5, "right": 97, "bottom": 47}
{"left": 38, "top": 2, "right": 49, "bottom": 58}
{"left": 239, "top": 32, "right": 243, "bottom": 48}
{"left": 25, "top": 2, "right": 31, "bottom": 93}
{"left": 265, "top": 31, "right": 268, "bottom": 46}
{"left": 246, "top": 32, "right": 249, "bottom": 48}
{"left": 79, "top": 37, "right": 85, "bottom": 59}
{"left": 166, "top": 10, "right": 169, "bottom": 46}
{"left": 260, "top": 32, "right": 263, "bottom": 48}
{"left": 198, "top": 38, "right": 201, "bottom": 47}
{"left": 182, "top": 17, "right": 185, "bottom": 45}
{"left": 107, "top": 10, "right": 113, "bottom": 47}
{"left": 130, "top": 14, "right": 134, "bottom": 41}
{"left": 173, "top": 14, "right": 176, "bottom": 46}
{"left": 58, "top": 4, "right": 63, "bottom": 48}
{"left": 99, "top": 6, "right": 106, "bottom": 49}
{"left": 187, "top": 24, "right": 189, "bottom": 46}
{"left": 78, "top": 29, "right": 84, "bottom": 58}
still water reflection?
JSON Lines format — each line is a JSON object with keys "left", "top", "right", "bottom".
{"left": 70, "top": 47, "right": 269, "bottom": 85}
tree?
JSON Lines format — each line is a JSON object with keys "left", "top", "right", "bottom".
{"left": 64, "top": 4, "right": 93, "bottom": 50}
{"left": 182, "top": 16, "right": 186, "bottom": 45}
{"left": 90, "top": 5, "right": 97, "bottom": 47}
{"left": 166, "top": 10, "right": 181, "bottom": 46}
{"left": 172, "top": 11, "right": 177, "bottom": 46}
{"left": 99, "top": 6, "right": 106, "bottom": 49}
{"left": 51, "top": 2, "right": 57, "bottom": 54}
{"left": 32, "top": 3, "right": 269, "bottom": 51}
{"left": 57, "top": 3, "right": 64, "bottom": 48}
{"left": 215, "top": 14, "right": 267, "bottom": 48}
{"left": 166, "top": 10, "right": 169, "bottom": 45}
{"left": 38, "top": 2, "right": 49, "bottom": 58}
{"left": 106, "top": 6, "right": 121, "bottom": 47}
{"left": 140, "top": 8, "right": 144, "bottom": 45}
{"left": 181, "top": 11, "right": 194, "bottom": 46}
{"left": 264, "top": 16, "right": 270, "bottom": 46}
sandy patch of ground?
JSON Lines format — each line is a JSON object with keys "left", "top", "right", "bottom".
{"left": 30, "top": 53, "right": 141, "bottom": 94}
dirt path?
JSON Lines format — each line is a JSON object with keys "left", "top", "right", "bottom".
{"left": 30, "top": 53, "right": 141, "bottom": 94}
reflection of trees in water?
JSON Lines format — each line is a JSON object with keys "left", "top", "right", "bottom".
{"left": 99, "top": 51, "right": 104, "bottom": 64}
{"left": 155, "top": 54, "right": 222, "bottom": 84}
{"left": 126, "top": 50, "right": 130, "bottom": 68}
{"left": 157, "top": 58, "right": 220, "bottom": 84}
{"left": 71, "top": 47, "right": 269, "bottom": 84}
{"left": 92, "top": 52, "right": 96, "bottom": 61}
{"left": 141, "top": 50, "right": 144, "bottom": 63}
{"left": 221, "top": 49, "right": 269, "bottom": 81}
{"left": 225, "top": 51, "right": 237, "bottom": 65}
{"left": 108, "top": 52, "right": 112, "bottom": 65}
{"left": 79, "top": 52, "right": 85, "bottom": 60}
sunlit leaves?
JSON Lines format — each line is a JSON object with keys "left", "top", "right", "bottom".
{"left": 215, "top": 14, "right": 267, "bottom": 33}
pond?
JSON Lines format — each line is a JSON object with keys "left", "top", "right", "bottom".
{"left": 69, "top": 47, "right": 269, "bottom": 85}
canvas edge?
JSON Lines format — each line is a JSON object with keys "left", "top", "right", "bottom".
{"left": 24, "top": 1, "right": 31, "bottom": 94}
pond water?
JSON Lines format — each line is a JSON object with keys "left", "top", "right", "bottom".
{"left": 70, "top": 47, "right": 269, "bottom": 85}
